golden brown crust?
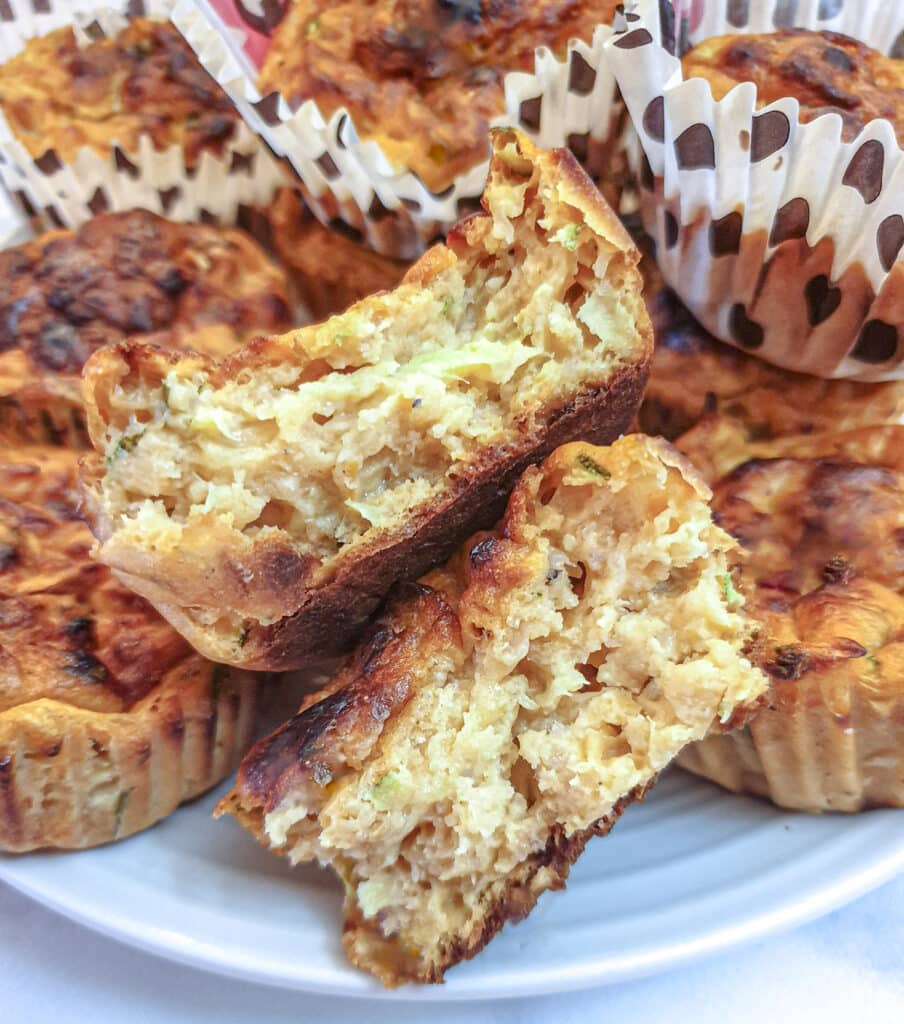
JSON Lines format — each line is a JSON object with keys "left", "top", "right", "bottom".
{"left": 0, "top": 442, "right": 261, "bottom": 851}
{"left": 683, "top": 29, "right": 904, "bottom": 144}
{"left": 0, "top": 210, "right": 292, "bottom": 448}
{"left": 83, "top": 130, "right": 652, "bottom": 670}
{"left": 220, "top": 434, "right": 766, "bottom": 983}
{"left": 258, "top": 1, "right": 620, "bottom": 191}
{"left": 677, "top": 425, "right": 904, "bottom": 812}
{"left": 0, "top": 19, "right": 242, "bottom": 165}
{"left": 268, "top": 188, "right": 409, "bottom": 320}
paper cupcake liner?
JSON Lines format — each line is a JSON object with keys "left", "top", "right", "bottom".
{"left": 0, "top": 0, "right": 286, "bottom": 232}
{"left": 172, "top": 0, "right": 625, "bottom": 258}
{"left": 678, "top": 678, "right": 904, "bottom": 813}
{"left": 606, "top": 0, "right": 904, "bottom": 381}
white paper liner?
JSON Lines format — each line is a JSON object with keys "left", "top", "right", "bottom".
{"left": 606, "top": 0, "right": 904, "bottom": 381}
{"left": 172, "top": 0, "right": 624, "bottom": 258}
{"left": 0, "top": 0, "right": 285, "bottom": 231}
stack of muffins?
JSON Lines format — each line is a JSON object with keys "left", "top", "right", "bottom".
{"left": 0, "top": 0, "right": 902, "bottom": 989}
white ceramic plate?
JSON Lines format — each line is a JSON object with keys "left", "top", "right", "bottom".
{"left": 2, "top": 768, "right": 904, "bottom": 1001}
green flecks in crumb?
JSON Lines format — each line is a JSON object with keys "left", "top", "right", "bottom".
{"left": 442, "top": 295, "right": 455, "bottom": 319}
{"left": 866, "top": 655, "right": 881, "bottom": 673}
{"left": 160, "top": 381, "right": 170, "bottom": 408}
{"left": 186, "top": 111, "right": 200, "bottom": 127}
{"left": 555, "top": 223, "right": 581, "bottom": 251}
{"left": 106, "top": 430, "right": 144, "bottom": 466}
{"left": 720, "top": 573, "right": 742, "bottom": 605}
{"left": 305, "top": 17, "right": 320, "bottom": 37}
{"left": 236, "top": 625, "right": 250, "bottom": 649}
{"left": 113, "top": 789, "right": 131, "bottom": 836}
{"left": 576, "top": 453, "right": 610, "bottom": 479}
{"left": 366, "top": 771, "right": 402, "bottom": 809}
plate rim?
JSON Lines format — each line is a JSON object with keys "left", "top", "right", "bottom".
{"left": 3, "top": 799, "right": 904, "bottom": 1002}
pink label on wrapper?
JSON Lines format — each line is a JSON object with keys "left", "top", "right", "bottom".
{"left": 207, "top": 0, "right": 288, "bottom": 71}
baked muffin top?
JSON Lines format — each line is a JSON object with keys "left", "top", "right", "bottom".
{"left": 0, "top": 19, "right": 241, "bottom": 164}
{"left": 258, "top": 1, "right": 619, "bottom": 192}
{"left": 0, "top": 209, "right": 292, "bottom": 436}
{"left": 682, "top": 29, "right": 904, "bottom": 144}
{"left": 0, "top": 443, "right": 194, "bottom": 716}
{"left": 707, "top": 430, "right": 904, "bottom": 703}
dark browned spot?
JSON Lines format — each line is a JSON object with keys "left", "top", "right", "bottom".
{"left": 729, "top": 303, "right": 764, "bottom": 349}
{"left": 822, "top": 557, "right": 854, "bottom": 585}
{"left": 643, "top": 97, "right": 665, "bottom": 143}
{"left": 877, "top": 215, "right": 904, "bottom": 273}
{"left": 843, "top": 141, "right": 885, "bottom": 204}
{"left": 469, "top": 537, "right": 497, "bottom": 567}
{"left": 767, "top": 644, "right": 809, "bottom": 680}
{"left": 769, "top": 197, "right": 809, "bottom": 246}
{"left": 568, "top": 53, "right": 596, "bottom": 95}
{"left": 851, "top": 320, "right": 898, "bottom": 364}
{"left": 751, "top": 110, "right": 790, "bottom": 162}
{"left": 34, "top": 150, "right": 61, "bottom": 175}
{"left": 709, "top": 211, "right": 742, "bottom": 256}
{"left": 804, "top": 274, "right": 841, "bottom": 326}
{"left": 822, "top": 45, "right": 854, "bottom": 72}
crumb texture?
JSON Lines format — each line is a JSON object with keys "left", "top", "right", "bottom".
{"left": 223, "top": 435, "right": 767, "bottom": 984}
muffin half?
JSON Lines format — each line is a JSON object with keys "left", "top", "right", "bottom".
{"left": 218, "top": 434, "right": 767, "bottom": 985}
{"left": 81, "top": 131, "right": 653, "bottom": 669}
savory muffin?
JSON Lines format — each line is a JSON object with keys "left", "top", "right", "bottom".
{"left": 0, "top": 209, "right": 292, "bottom": 447}
{"left": 0, "top": 442, "right": 260, "bottom": 852}
{"left": 677, "top": 424, "right": 904, "bottom": 812}
{"left": 0, "top": 19, "right": 242, "bottom": 166}
{"left": 682, "top": 29, "right": 904, "bottom": 144}
{"left": 269, "top": 188, "right": 409, "bottom": 320}
{"left": 81, "top": 131, "right": 653, "bottom": 671}
{"left": 218, "top": 434, "right": 768, "bottom": 986}
{"left": 638, "top": 260, "right": 904, "bottom": 442}
{"left": 258, "top": 1, "right": 620, "bottom": 192}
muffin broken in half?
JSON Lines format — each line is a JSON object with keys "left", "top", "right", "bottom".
{"left": 218, "top": 435, "right": 768, "bottom": 985}
{"left": 82, "top": 130, "right": 652, "bottom": 670}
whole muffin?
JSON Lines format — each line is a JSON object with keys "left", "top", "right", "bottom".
{"left": 0, "top": 19, "right": 242, "bottom": 167}
{"left": 0, "top": 209, "right": 292, "bottom": 447}
{"left": 0, "top": 442, "right": 261, "bottom": 851}
{"left": 258, "top": 0, "right": 620, "bottom": 193}
{"left": 268, "top": 188, "right": 409, "bottom": 320}
{"left": 638, "top": 254, "right": 904, "bottom": 441}
{"left": 683, "top": 29, "right": 904, "bottom": 144}
{"left": 676, "top": 423, "right": 904, "bottom": 812}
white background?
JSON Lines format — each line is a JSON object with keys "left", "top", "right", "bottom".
{"left": 3, "top": 874, "right": 903, "bottom": 1023}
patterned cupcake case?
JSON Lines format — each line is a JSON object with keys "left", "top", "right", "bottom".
{"left": 0, "top": 0, "right": 285, "bottom": 231}
{"left": 173, "top": 0, "right": 626, "bottom": 258}
{"left": 607, "top": 0, "right": 904, "bottom": 381}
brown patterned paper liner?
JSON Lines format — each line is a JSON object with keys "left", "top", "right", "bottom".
{"left": 606, "top": 0, "right": 904, "bottom": 381}
{"left": 678, "top": 679, "right": 904, "bottom": 813}
{"left": 172, "top": 0, "right": 626, "bottom": 259}
{"left": 0, "top": 0, "right": 286, "bottom": 232}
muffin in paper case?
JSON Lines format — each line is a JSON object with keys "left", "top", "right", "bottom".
{"left": 674, "top": 420, "right": 904, "bottom": 812}
{"left": 0, "top": 0, "right": 286, "bottom": 231}
{"left": 172, "top": 1, "right": 628, "bottom": 258}
{"left": 606, "top": 0, "right": 904, "bottom": 381}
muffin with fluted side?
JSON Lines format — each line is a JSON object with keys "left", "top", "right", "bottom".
{"left": 0, "top": 442, "right": 261, "bottom": 852}
{"left": 677, "top": 422, "right": 904, "bottom": 812}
